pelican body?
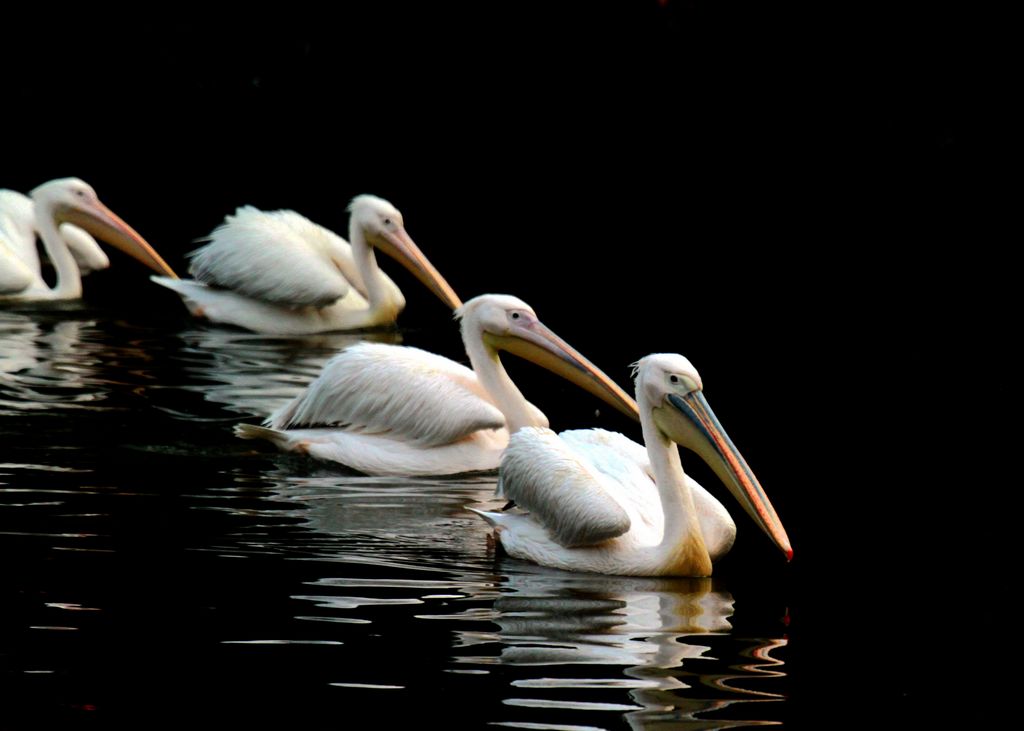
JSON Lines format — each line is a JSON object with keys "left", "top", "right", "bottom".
{"left": 153, "top": 195, "right": 460, "bottom": 335}
{"left": 472, "top": 354, "right": 792, "bottom": 577}
{"left": 1, "top": 179, "right": 177, "bottom": 301}
{"left": 236, "top": 294, "right": 639, "bottom": 476}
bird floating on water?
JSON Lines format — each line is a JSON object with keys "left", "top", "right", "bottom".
{"left": 1, "top": 178, "right": 178, "bottom": 302}
{"left": 236, "top": 294, "right": 639, "bottom": 476}
{"left": 471, "top": 353, "right": 791, "bottom": 577}
{"left": 153, "top": 195, "right": 460, "bottom": 335}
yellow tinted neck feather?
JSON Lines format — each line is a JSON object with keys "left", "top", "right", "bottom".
{"left": 662, "top": 530, "right": 713, "bottom": 577}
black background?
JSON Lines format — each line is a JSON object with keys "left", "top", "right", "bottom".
{"left": 4, "top": 1, "right": 1003, "bottom": 723}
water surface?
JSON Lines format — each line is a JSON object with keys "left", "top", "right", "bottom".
{"left": 1, "top": 307, "right": 790, "bottom": 728}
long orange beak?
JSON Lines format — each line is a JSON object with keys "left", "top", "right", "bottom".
{"left": 375, "top": 227, "right": 461, "bottom": 310}
{"left": 483, "top": 319, "right": 639, "bottom": 421}
{"left": 55, "top": 199, "right": 178, "bottom": 278}
{"left": 656, "top": 391, "right": 792, "bottom": 559}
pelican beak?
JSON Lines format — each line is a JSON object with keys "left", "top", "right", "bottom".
{"left": 656, "top": 391, "right": 792, "bottom": 560}
{"left": 55, "top": 199, "right": 178, "bottom": 278}
{"left": 483, "top": 321, "right": 640, "bottom": 421}
{"left": 375, "top": 227, "right": 462, "bottom": 310}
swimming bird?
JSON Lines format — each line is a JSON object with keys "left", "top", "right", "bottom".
{"left": 0, "top": 189, "right": 109, "bottom": 279}
{"left": 152, "top": 195, "right": 460, "bottom": 334}
{"left": 236, "top": 294, "right": 639, "bottom": 476}
{"left": 471, "top": 353, "right": 791, "bottom": 576}
{"left": 1, "top": 179, "right": 177, "bottom": 301}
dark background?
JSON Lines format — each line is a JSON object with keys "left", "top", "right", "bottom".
{"left": 4, "top": 1, "right": 1001, "bottom": 723}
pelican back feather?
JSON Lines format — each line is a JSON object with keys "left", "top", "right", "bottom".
{"left": 500, "top": 427, "right": 632, "bottom": 548}
{"left": 267, "top": 343, "right": 505, "bottom": 447}
{"left": 189, "top": 207, "right": 353, "bottom": 308}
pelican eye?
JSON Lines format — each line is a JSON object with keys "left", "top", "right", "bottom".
{"left": 383, "top": 218, "right": 392, "bottom": 226}
{"left": 75, "top": 190, "right": 85, "bottom": 198}
{"left": 510, "top": 312, "right": 520, "bottom": 320}
{"left": 670, "top": 375, "right": 679, "bottom": 384}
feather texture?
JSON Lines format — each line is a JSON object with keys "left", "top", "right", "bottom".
{"left": 161, "top": 197, "right": 422, "bottom": 334}
{"left": 0, "top": 235, "right": 35, "bottom": 294}
{"left": 558, "top": 428, "right": 660, "bottom": 531}
{"left": 0, "top": 190, "right": 37, "bottom": 268}
{"left": 267, "top": 342, "right": 506, "bottom": 447}
{"left": 1, "top": 190, "right": 42, "bottom": 293}
{"left": 473, "top": 354, "right": 757, "bottom": 576}
{"left": 500, "top": 427, "right": 632, "bottom": 547}
{"left": 188, "top": 206, "right": 356, "bottom": 307}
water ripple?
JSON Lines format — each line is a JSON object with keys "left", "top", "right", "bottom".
{"left": 0, "top": 309, "right": 790, "bottom": 728}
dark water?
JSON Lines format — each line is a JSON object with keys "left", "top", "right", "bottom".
{"left": 2, "top": 1, "right": 992, "bottom": 725}
{"left": 2, "top": 307, "right": 797, "bottom": 728}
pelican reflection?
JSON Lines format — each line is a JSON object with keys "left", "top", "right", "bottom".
{"left": 172, "top": 326, "right": 400, "bottom": 419}
{"left": 450, "top": 568, "right": 786, "bottom": 728}
{"left": 0, "top": 311, "right": 103, "bottom": 412}
{"left": 215, "top": 467, "right": 786, "bottom": 728}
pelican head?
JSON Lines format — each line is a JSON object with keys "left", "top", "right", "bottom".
{"left": 638, "top": 354, "right": 792, "bottom": 560}
{"left": 458, "top": 294, "right": 639, "bottom": 421}
{"left": 29, "top": 178, "right": 178, "bottom": 278}
{"left": 347, "top": 194, "right": 462, "bottom": 310}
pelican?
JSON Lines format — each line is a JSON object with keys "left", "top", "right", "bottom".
{"left": 236, "top": 294, "right": 639, "bottom": 476}
{"left": 471, "top": 353, "right": 792, "bottom": 577}
{"left": 152, "top": 195, "right": 460, "bottom": 335}
{"left": 1, "top": 189, "right": 110, "bottom": 280}
{"left": 1, "top": 179, "right": 177, "bottom": 301}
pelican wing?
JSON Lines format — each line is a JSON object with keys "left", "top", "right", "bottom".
{"left": 559, "top": 428, "right": 651, "bottom": 472}
{"left": 0, "top": 235, "right": 35, "bottom": 294}
{"left": 0, "top": 190, "right": 39, "bottom": 271}
{"left": 267, "top": 342, "right": 506, "bottom": 447}
{"left": 266, "top": 209, "right": 402, "bottom": 305}
{"left": 563, "top": 429, "right": 735, "bottom": 554}
{"left": 560, "top": 429, "right": 662, "bottom": 530}
{"left": 500, "top": 427, "right": 632, "bottom": 548}
{"left": 60, "top": 224, "right": 109, "bottom": 274}
{"left": 189, "top": 207, "right": 358, "bottom": 308}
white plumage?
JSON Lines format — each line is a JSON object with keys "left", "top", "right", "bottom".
{"left": 472, "top": 353, "right": 792, "bottom": 577}
{"left": 1, "top": 190, "right": 43, "bottom": 286}
{"left": 189, "top": 206, "right": 391, "bottom": 307}
{"left": 154, "top": 195, "right": 459, "bottom": 335}
{"left": 269, "top": 343, "right": 504, "bottom": 447}
{"left": 1, "top": 179, "right": 176, "bottom": 302}
{"left": 497, "top": 428, "right": 632, "bottom": 547}
{"left": 236, "top": 294, "right": 638, "bottom": 477}
{"left": 1, "top": 188, "right": 110, "bottom": 297}
{"left": 0, "top": 236, "right": 34, "bottom": 294}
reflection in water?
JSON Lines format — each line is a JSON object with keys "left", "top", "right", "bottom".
{"left": 0, "top": 312, "right": 104, "bottom": 412}
{"left": 1, "top": 312, "right": 788, "bottom": 727}
{"left": 170, "top": 326, "right": 401, "bottom": 418}
{"left": 454, "top": 570, "right": 784, "bottom": 729}
{"left": 240, "top": 468, "right": 500, "bottom": 571}
{"left": 226, "top": 469, "right": 787, "bottom": 729}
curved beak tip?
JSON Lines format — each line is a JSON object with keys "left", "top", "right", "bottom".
{"left": 785, "top": 547, "right": 794, "bottom": 562}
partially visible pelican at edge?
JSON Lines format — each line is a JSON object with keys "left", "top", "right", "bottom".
{"left": 471, "top": 353, "right": 792, "bottom": 576}
{"left": 1, "top": 179, "right": 178, "bottom": 301}
{"left": 236, "top": 294, "right": 639, "bottom": 476}
{"left": 152, "top": 195, "right": 461, "bottom": 334}
{"left": 1, "top": 188, "right": 109, "bottom": 282}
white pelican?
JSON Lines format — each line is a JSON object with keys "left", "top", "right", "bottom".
{"left": 235, "top": 294, "right": 639, "bottom": 476}
{"left": 1, "top": 189, "right": 110, "bottom": 280}
{"left": 471, "top": 353, "right": 792, "bottom": 577}
{"left": 1, "top": 179, "right": 177, "bottom": 301}
{"left": 152, "top": 195, "right": 461, "bottom": 335}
